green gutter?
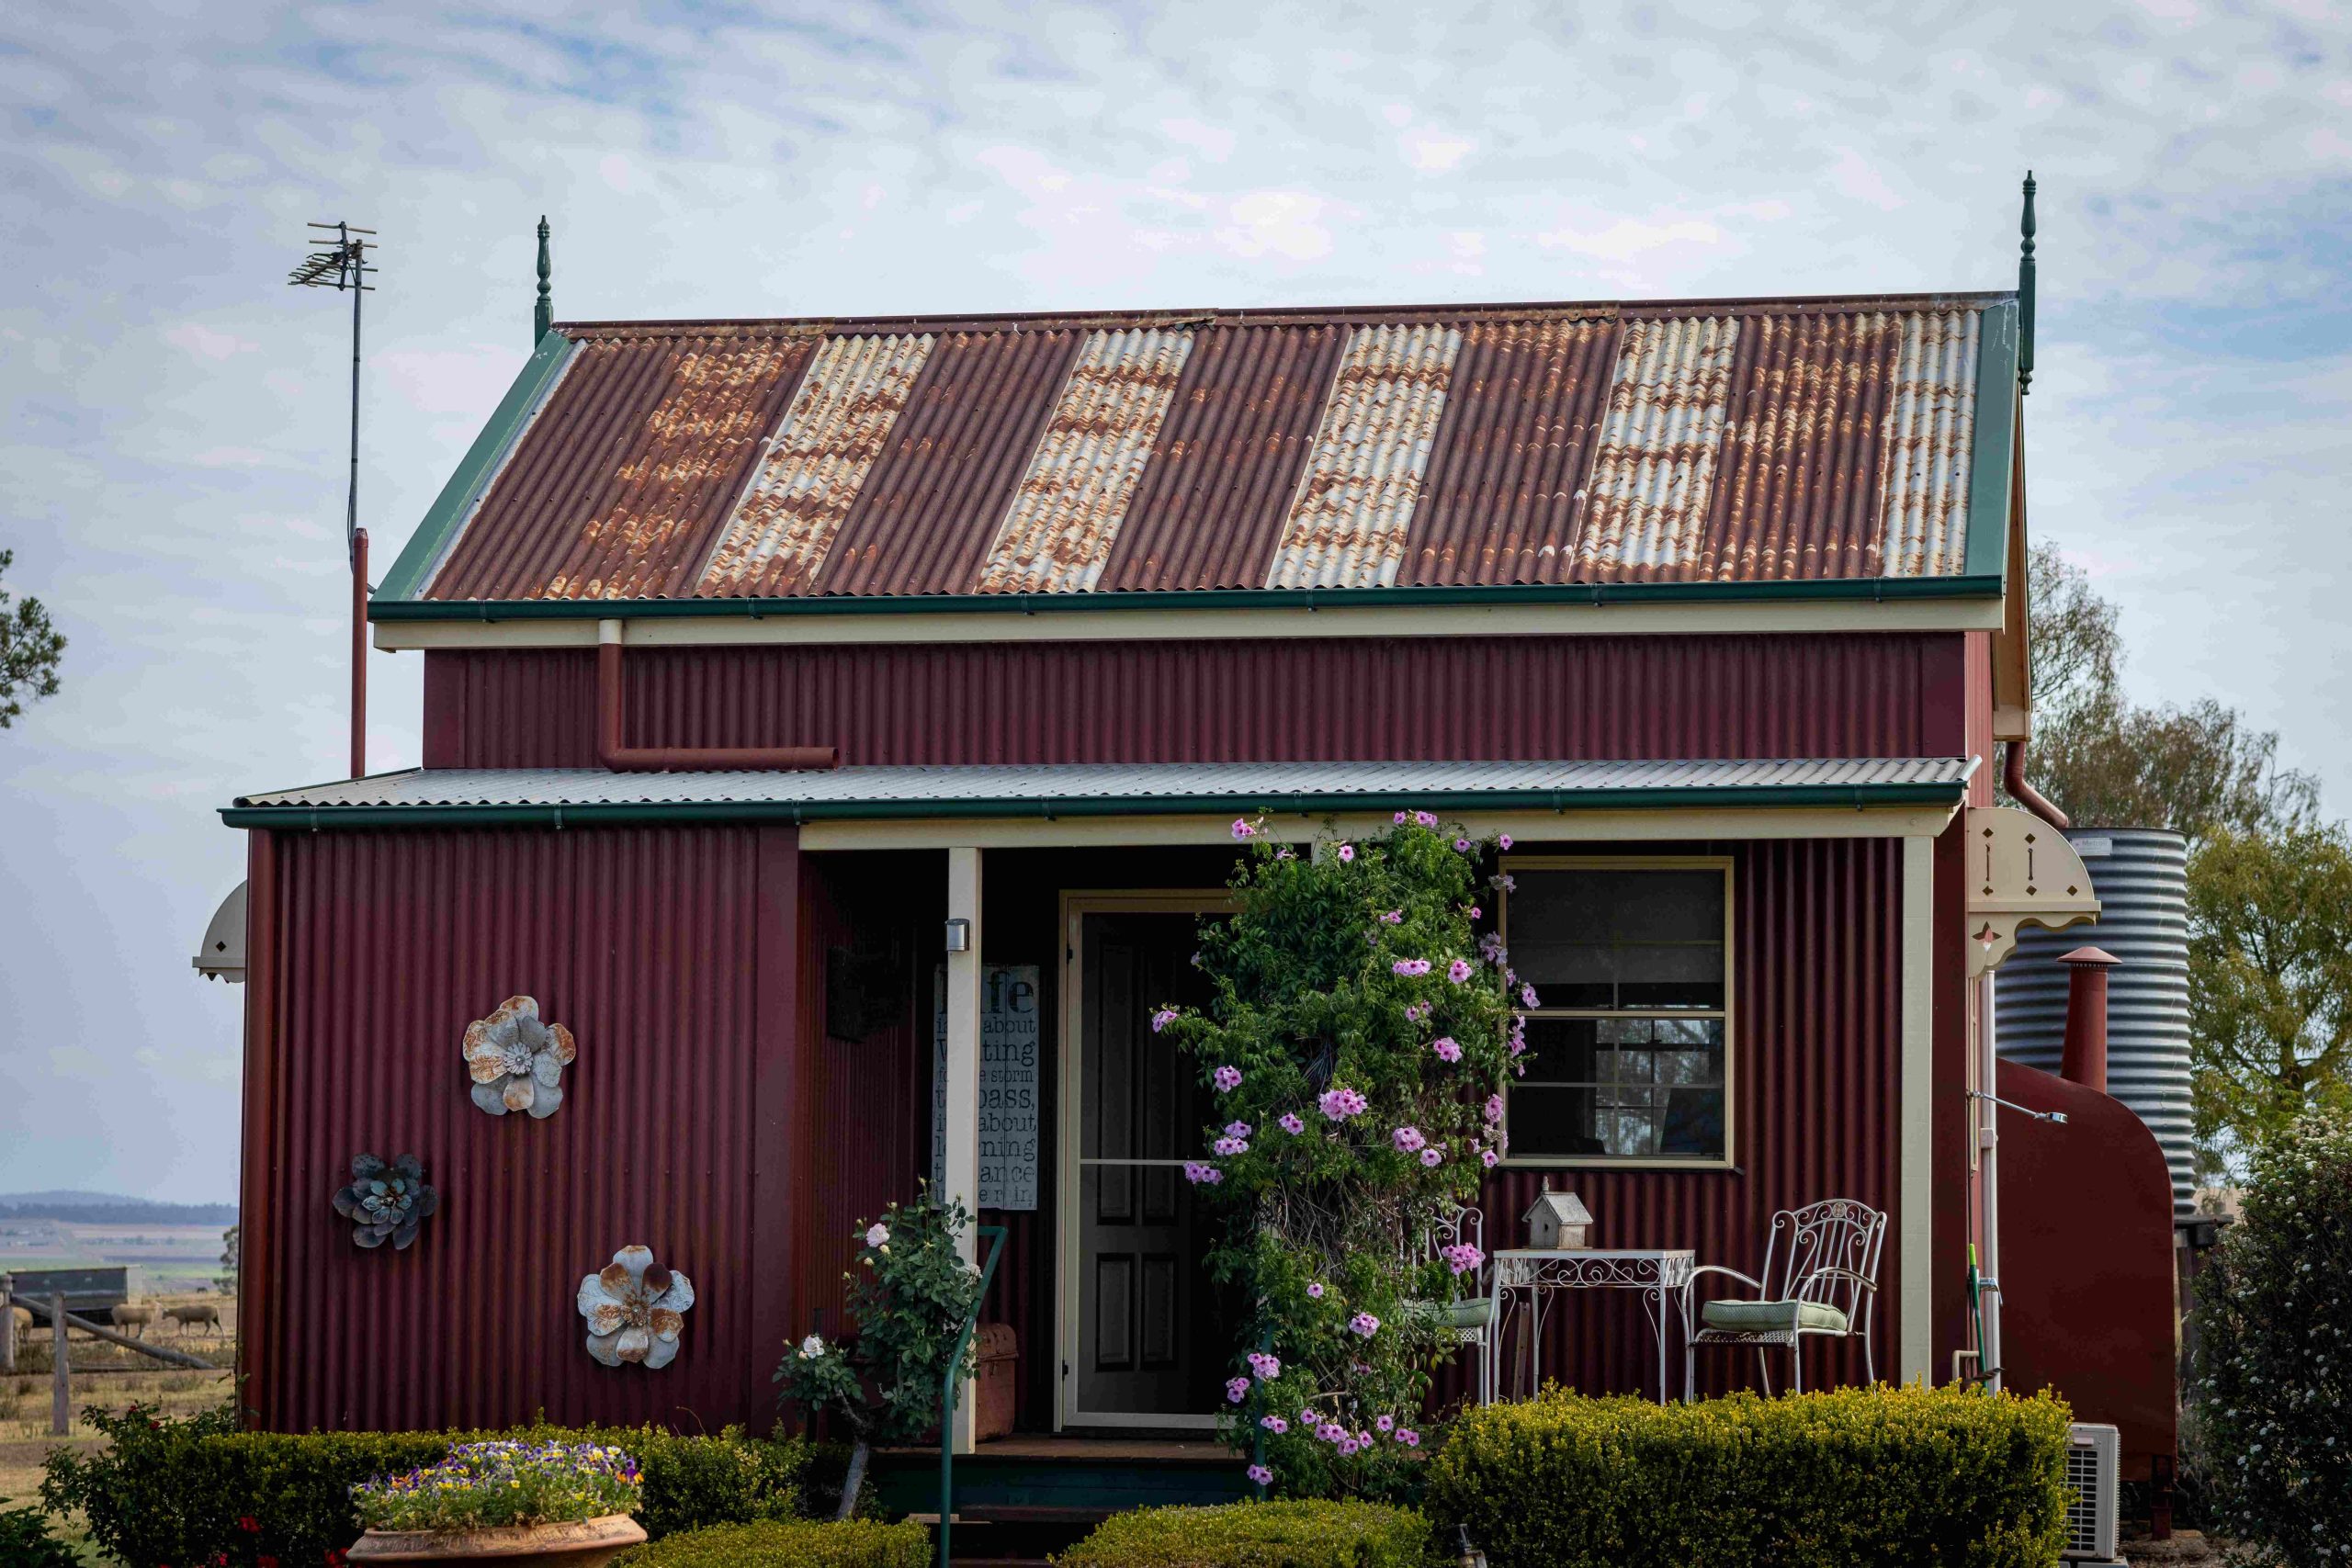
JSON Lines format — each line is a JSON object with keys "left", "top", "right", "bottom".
{"left": 376, "top": 333, "right": 579, "bottom": 601}
{"left": 1962, "top": 300, "right": 2019, "bottom": 585}
{"left": 221, "top": 780, "right": 1969, "bottom": 830}
{"left": 370, "top": 572, "right": 2003, "bottom": 625}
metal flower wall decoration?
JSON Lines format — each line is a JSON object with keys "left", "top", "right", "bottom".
{"left": 462, "top": 995, "right": 576, "bottom": 1119}
{"left": 332, "top": 1154, "right": 439, "bottom": 1249}
{"left": 577, "top": 1245, "right": 695, "bottom": 1369}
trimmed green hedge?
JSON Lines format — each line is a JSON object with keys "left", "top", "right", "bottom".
{"left": 1425, "top": 1384, "right": 2073, "bottom": 1568}
{"left": 40, "top": 1398, "right": 848, "bottom": 1568}
{"left": 1056, "top": 1500, "right": 1430, "bottom": 1568}
{"left": 615, "top": 1517, "right": 932, "bottom": 1567}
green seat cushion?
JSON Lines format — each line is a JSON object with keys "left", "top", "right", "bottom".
{"left": 1402, "top": 1295, "right": 1498, "bottom": 1332}
{"left": 1700, "top": 1298, "right": 1849, "bottom": 1334}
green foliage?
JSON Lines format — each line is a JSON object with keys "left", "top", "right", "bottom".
{"left": 0, "top": 1501, "right": 78, "bottom": 1568}
{"left": 1057, "top": 1500, "right": 1430, "bottom": 1568}
{"left": 38, "top": 1396, "right": 833, "bottom": 1568}
{"left": 1424, "top": 1384, "right": 2073, "bottom": 1568}
{"left": 2188, "top": 1113, "right": 2352, "bottom": 1565}
{"left": 614, "top": 1516, "right": 932, "bottom": 1567}
{"left": 351, "top": 1439, "right": 644, "bottom": 1531}
{"left": 1159, "top": 816, "right": 1520, "bottom": 1497}
{"left": 2023, "top": 541, "right": 2317, "bottom": 843}
{"left": 2188, "top": 829, "right": 2352, "bottom": 1174}
{"left": 0, "top": 547, "right": 66, "bottom": 729}
{"left": 775, "top": 1184, "right": 983, "bottom": 1446}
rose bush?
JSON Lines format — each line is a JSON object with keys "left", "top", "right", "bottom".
{"left": 1158, "top": 812, "right": 1527, "bottom": 1498}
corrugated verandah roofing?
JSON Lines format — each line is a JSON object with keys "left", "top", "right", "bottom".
{"left": 226, "top": 756, "right": 1977, "bottom": 825}
{"left": 392, "top": 291, "right": 2016, "bottom": 606}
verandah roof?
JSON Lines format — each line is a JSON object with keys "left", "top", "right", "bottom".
{"left": 223, "top": 756, "right": 1975, "bottom": 829}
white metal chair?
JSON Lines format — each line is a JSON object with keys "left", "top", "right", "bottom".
{"left": 1408, "top": 1203, "right": 1497, "bottom": 1404}
{"left": 1683, "top": 1198, "right": 1884, "bottom": 1398}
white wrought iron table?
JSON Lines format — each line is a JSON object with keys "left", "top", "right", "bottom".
{"left": 1489, "top": 1248, "right": 1695, "bottom": 1405}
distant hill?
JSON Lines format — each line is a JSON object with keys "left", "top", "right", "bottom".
{"left": 0, "top": 1191, "right": 237, "bottom": 1225}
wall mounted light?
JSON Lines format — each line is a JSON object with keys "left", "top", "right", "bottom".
{"left": 944, "top": 918, "right": 971, "bottom": 953}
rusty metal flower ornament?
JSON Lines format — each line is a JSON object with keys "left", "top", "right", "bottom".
{"left": 577, "top": 1245, "right": 695, "bottom": 1369}
{"left": 332, "top": 1154, "right": 438, "bottom": 1249}
{"left": 462, "top": 995, "right": 576, "bottom": 1119}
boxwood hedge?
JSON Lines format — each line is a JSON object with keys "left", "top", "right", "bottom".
{"left": 1057, "top": 1500, "right": 1430, "bottom": 1568}
{"left": 1424, "top": 1384, "right": 2073, "bottom": 1568}
{"left": 39, "top": 1397, "right": 848, "bottom": 1568}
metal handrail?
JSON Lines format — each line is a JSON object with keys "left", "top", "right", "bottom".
{"left": 938, "top": 1224, "right": 1007, "bottom": 1568}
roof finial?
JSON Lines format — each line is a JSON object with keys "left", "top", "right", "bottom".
{"left": 534, "top": 215, "right": 553, "bottom": 345}
{"left": 2018, "top": 172, "right": 2036, "bottom": 394}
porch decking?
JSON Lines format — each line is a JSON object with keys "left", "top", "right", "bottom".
{"left": 874, "top": 1434, "right": 1253, "bottom": 1559}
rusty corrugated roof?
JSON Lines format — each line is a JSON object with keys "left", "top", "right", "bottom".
{"left": 410, "top": 292, "right": 2012, "bottom": 604}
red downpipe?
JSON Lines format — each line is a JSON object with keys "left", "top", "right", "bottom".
{"left": 350, "top": 528, "right": 368, "bottom": 779}
{"left": 597, "top": 622, "right": 839, "bottom": 772}
{"left": 2002, "top": 738, "right": 2067, "bottom": 829}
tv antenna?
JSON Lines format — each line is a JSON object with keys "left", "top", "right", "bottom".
{"left": 288, "top": 220, "right": 378, "bottom": 777}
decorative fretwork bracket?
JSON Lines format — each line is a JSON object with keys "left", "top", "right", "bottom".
{"left": 1965, "top": 806, "right": 2101, "bottom": 977}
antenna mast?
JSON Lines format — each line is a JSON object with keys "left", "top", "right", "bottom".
{"left": 288, "top": 220, "right": 379, "bottom": 777}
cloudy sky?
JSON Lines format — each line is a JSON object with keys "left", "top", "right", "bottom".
{"left": 3, "top": 1, "right": 2346, "bottom": 1201}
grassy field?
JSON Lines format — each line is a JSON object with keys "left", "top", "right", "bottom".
{"left": 2, "top": 1295, "right": 241, "bottom": 1562}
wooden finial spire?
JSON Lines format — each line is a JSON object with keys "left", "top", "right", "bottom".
{"left": 534, "top": 216, "right": 553, "bottom": 345}
{"left": 2018, "top": 173, "right": 2036, "bottom": 394}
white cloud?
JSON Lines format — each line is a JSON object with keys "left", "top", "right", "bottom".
{"left": 1216, "top": 190, "right": 1336, "bottom": 261}
{"left": 1399, "top": 126, "right": 1476, "bottom": 174}
{"left": 164, "top": 322, "right": 257, "bottom": 361}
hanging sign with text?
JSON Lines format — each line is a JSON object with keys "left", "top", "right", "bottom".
{"left": 931, "top": 964, "right": 1042, "bottom": 1211}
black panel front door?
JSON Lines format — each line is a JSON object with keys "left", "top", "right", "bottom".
{"left": 1076, "top": 911, "right": 1224, "bottom": 1423}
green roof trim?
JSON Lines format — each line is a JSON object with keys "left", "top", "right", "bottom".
{"left": 371, "top": 572, "right": 2003, "bottom": 624}
{"left": 1962, "top": 299, "right": 2019, "bottom": 585}
{"left": 376, "top": 333, "right": 579, "bottom": 602}
{"left": 221, "top": 778, "right": 1968, "bottom": 830}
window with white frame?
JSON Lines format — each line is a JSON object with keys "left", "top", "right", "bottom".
{"left": 1500, "top": 860, "right": 1732, "bottom": 1165}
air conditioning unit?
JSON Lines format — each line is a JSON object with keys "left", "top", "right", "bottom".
{"left": 2062, "top": 1422, "right": 2121, "bottom": 1562}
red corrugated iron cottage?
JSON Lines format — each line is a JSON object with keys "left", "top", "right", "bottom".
{"left": 219, "top": 190, "right": 2177, "bottom": 1495}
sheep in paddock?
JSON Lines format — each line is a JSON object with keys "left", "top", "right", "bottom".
{"left": 7, "top": 1304, "right": 28, "bottom": 1340}
{"left": 111, "top": 1303, "right": 157, "bottom": 1338}
{"left": 164, "top": 1303, "right": 221, "bottom": 1337}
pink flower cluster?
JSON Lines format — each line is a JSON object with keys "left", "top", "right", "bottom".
{"left": 1454, "top": 837, "right": 1474, "bottom": 852}
{"left": 1419, "top": 1146, "right": 1443, "bottom": 1168}
{"left": 1277, "top": 1111, "right": 1306, "bottom": 1135}
{"left": 1391, "top": 958, "right": 1431, "bottom": 977}
{"left": 1150, "top": 1007, "right": 1178, "bottom": 1033}
{"left": 1247, "top": 1350, "right": 1282, "bottom": 1380}
{"left": 1231, "top": 818, "right": 1258, "bottom": 840}
{"left": 1318, "top": 1088, "right": 1367, "bottom": 1122}
{"left": 1404, "top": 1000, "right": 1431, "bottom": 1022}
{"left": 1246, "top": 1462, "right": 1273, "bottom": 1485}
{"left": 1348, "top": 1312, "right": 1380, "bottom": 1338}
{"left": 1212, "top": 1065, "right": 1244, "bottom": 1092}
{"left": 1447, "top": 958, "right": 1474, "bottom": 983}
{"left": 1441, "top": 1242, "right": 1486, "bottom": 1276}
{"left": 1306, "top": 1282, "right": 1325, "bottom": 1299}
{"left": 1380, "top": 908, "right": 1404, "bottom": 925}
{"left": 1484, "top": 1093, "right": 1505, "bottom": 1123}
{"left": 1521, "top": 983, "right": 1541, "bottom": 1009}
{"left": 1431, "top": 1036, "right": 1463, "bottom": 1063}
{"left": 1391, "top": 1125, "right": 1426, "bottom": 1153}
{"left": 1259, "top": 1414, "right": 1288, "bottom": 1432}
{"left": 1213, "top": 1134, "right": 1249, "bottom": 1156}
{"left": 1226, "top": 1376, "right": 1250, "bottom": 1404}
{"left": 1182, "top": 1161, "right": 1223, "bottom": 1185}
{"left": 1336, "top": 843, "right": 1356, "bottom": 863}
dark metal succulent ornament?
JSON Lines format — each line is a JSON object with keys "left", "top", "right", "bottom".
{"left": 463, "top": 994, "right": 576, "bottom": 1118}
{"left": 577, "top": 1245, "right": 695, "bottom": 1369}
{"left": 332, "top": 1154, "right": 439, "bottom": 1249}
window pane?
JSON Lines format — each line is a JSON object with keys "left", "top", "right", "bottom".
{"left": 1510, "top": 868, "right": 1724, "bottom": 1008}
{"left": 1502, "top": 1087, "right": 1602, "bottom": 1157}
{"left": 1505, "top": 1017, "right": 1726, "bottom": 1162}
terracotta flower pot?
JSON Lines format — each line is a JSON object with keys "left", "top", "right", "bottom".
{"left": 346, "top": 1513, "right": 648, "bottom": 1567}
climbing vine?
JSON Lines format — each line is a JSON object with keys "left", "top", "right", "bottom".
{"left": 1158, "top": 813, "right": 1530, "bottom": 1498}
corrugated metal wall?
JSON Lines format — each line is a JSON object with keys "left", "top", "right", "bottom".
{"left": 240, "top": 824, "right": 802, "bottom": 1433}
{"left": 423, "top": 634, "right": 1970, "bottom": 770}
{"left": 1439, "top": 837, "right": 1905, "bottom": 1401}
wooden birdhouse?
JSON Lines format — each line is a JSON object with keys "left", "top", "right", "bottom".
{"left": 1523, "top": 1183, "right": 1592, "bottom": 1250}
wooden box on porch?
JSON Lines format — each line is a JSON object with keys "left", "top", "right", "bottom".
{"left": 976, "top": 1323, "right": 1018, "bottom": 1441}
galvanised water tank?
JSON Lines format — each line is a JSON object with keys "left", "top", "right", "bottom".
{"left": 1996, "top": 827, "right": 2196, "bottom": 1212}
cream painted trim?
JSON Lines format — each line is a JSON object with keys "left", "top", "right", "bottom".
{"left": 1899, "top": 834, "right": 1936, "bottom": 1385}
{"left": 373, "top": 595, "right": 2005, "bottom": 652}
{"left": 801, "top": 804, "right": 1962, "bottom": 852}
{"left": 944, "top": 847, "right": 983, "bottom": 1454}
{"left": 1057, "top": 890, "right": 1233, "bottom": 1433}
{"left": 1496, "top": 855, "right": 1736, "bottom": 1172}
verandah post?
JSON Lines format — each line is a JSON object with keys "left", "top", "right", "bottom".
{"left": 943, "top": 845, "right": 983, "bottom": 1455}
{"left": 51, "top": 1292, "right": 70, "bottom": 1436}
